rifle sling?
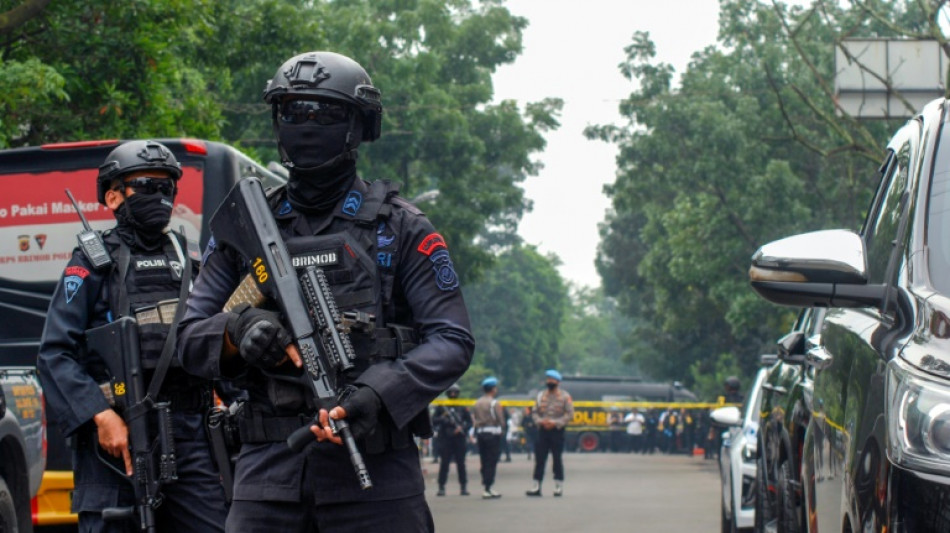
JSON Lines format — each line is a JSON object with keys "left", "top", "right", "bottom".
{"left": 146, "top": 234, "right": 193, "bottom": 401}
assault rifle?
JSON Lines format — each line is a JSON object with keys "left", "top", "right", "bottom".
{"left": 441, "top": 405, "right": 468, "bottom": 435}
{"left": 85, "top": 317, "right": 177, "bottom": 532}
{"left": 210, "top": 177, "right": 372, "bottom": 490}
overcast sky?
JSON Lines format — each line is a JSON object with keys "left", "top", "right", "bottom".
{"left": 492, "top": 0, "right": 722, "bottom": 288}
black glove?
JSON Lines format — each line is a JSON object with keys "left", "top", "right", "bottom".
{"left": 225, "top": 304, "right": 293, "bottom": 368}
{"left": 337, "top": 385, "right": 382, "bottom": 440}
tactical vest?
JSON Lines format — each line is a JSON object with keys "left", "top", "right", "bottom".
{"left": 237, "top": 180, "right": 428, "bottom": 453}
{"left": 271, "top": 179, "right": 415, "bottom": 375}
{"left": 104, "top": 231, "right": 189, "bottom": 368}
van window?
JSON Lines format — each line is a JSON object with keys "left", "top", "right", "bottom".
{"left": 927, "top": 122, "right": 950, "bottom": 295}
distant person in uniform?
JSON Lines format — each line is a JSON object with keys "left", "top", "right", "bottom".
{"left": 521, "top": 406, "right": 537, "bottom": 460}
{"left": 526, "top": 369, "right": 573, "bottom": 497}
{"left": 432, "top": 384, "right": 472, "bottom": 496}
{"left": 472, "top": 376, "right": 505, "bottom": 499}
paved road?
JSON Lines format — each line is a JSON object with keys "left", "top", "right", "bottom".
{"left": 427, "top": 451, "right": 721, "bottom": 532}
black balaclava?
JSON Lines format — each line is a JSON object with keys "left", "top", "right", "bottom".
{"left": 114, "top": 191, "right": 174, "bottom": 250}
{"left": 279, "top": 108, "right": 363, "bottom": 213}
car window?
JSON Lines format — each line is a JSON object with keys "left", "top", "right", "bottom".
{"left": 865, "top": 133, "right": 914, "bottom": 285}
{"left": 744, "top": 371, "right": 766, "bottom": 425}
{"left": 927, "top": 119, "right": 950, "bottom": 295}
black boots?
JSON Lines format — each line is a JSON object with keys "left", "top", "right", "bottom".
{"left": 525, "top": 481, "right": 541, "bottom": 497}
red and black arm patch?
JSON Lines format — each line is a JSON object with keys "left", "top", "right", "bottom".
{"left": 416, "top": 233, "right": 447, "bottom": 257}
{"left": 62, "top": 265, "right": 91, "bottom": 304}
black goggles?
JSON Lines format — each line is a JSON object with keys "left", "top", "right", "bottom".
{"left": 279, "top": 99, "right": 350, "bottom": 125}
{"left": 122, "top": 177, "right": 177, "bottom": 196}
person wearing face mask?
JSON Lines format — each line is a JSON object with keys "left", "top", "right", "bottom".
{"left": 526, "top": 369, "right": 573, "bottom": 498}
{"left": 36, "top": 140, "right": 228, "bottom": 532}
{"left": 176, "top": 51, "right": 474, "bottom": 533}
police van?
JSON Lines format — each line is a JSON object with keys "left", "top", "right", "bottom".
{"left": 0, "top": 138, "right": 285, "bottom": 527}
{"left": 556, "top": 375, "right": 699, "bottom": 452}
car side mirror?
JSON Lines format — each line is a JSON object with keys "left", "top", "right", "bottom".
{"left": 749, "top": 229, "right": 890, "bottom": 308}
{"left": 710, "top": 406, "right": 742, "bottom": 427}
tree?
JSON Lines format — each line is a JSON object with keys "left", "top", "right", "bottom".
{"left": 556, "top": 285, "right": 640, "bottom": 378}
{"left": 1, "top": 1, "right": 224, "bottom": 144}
{"left": 0, "top": 0, "right": 561, "bottom": 284}
{"left": 465, "top": 244, "right": 568, "bottom": 390}
{"left": 588, "top": 0, "right": 927, "bottom": 386}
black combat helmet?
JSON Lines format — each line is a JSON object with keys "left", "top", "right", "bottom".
{"left": 724, "top": 376, "right": 741, "bottom": 391}
{"left": 96, "top": 140, "right": 182, "bottom": 205}
{"left": 262, "top": 51, "right": 382, "bottom": 142}
{"left": 447, "top": 384, "right": 461, "bottom": 397}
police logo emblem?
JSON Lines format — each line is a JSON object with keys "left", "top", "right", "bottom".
{"left": 169, "top": 260, "right": 183, "bottom": 280}
{"left": 64, "top": 276, "right": 83, "bottom": 303}
{"left": 429, "top": 250, "right": 459, "bottom": 291}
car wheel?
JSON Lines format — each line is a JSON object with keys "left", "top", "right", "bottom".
{"left": 578, "top": 432, "right": 600, "bottom": 452}
{"left": 0, "top": 476, "right": 18, "bottom": 533}
{"left": 754, "top": 452, "right": 773, "bottom": 532}
{"left": 777, "top": 460, "right": 801, "bottom": 533}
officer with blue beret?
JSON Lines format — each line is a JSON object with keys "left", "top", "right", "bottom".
{"left": 471, "top": 376, "right": 505, "bottom": 498}
{"left": 526, "top": 369, "right": 573, "bottom": 497}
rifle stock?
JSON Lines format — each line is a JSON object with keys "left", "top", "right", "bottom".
{"left": 210, "top": 177, "right": 372, "bottom": 490}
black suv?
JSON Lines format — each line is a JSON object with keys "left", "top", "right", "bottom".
{"left": 750, "top": 98, "right": 950, "bottom": 532}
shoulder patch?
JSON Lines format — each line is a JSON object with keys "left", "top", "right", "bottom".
{"left": 429, "top": 249, "right": 459, "bottom": 291}
{"left": 342, "top": 190, "right": 363, "bottom": 216}
{"left": 63, "top": 265, "right": 90, "bottom": 304}
{"left": 417, "top": 233, "right": 447, "bottom": 257}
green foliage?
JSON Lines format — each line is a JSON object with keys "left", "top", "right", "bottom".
{"left": 0, "top": 56, "right": 67, "bottom": 145}
{"left": 1, "top": 1, "right": 224, "bottom": 143}
{"left": 0, "top": 0, "right": 559, "bottom": 284}
{"left": 465, "top": 244, "right": 568, "bottom": 390}
{"left": 556, "top": 286, "right": 639, "bottom": 378}
{"left": 689, "top": 352, "right": 744, "bottom": 402}
{"left": 590, "top": 0, "right": 929, "bottom": 388}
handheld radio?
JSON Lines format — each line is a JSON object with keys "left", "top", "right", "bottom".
{"left": 65, "top": 188, "right": 113, "bottom": 271}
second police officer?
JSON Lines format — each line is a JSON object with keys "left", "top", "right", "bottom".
{"left": 432, "top": 384, "right": 473, "bottom": 496}
{"left": 37, "top": 140, "right": 228, "bottom": 532}
{"left": 176, "top": 51, "right": 474, "bottom": 532}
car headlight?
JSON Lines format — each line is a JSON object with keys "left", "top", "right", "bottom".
{"left": 887, "top": 357, "right": 950, "bottom": 475}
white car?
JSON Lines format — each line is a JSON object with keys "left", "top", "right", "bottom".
{"left": 712, "top": 363, "right": 772, "bottom": 533}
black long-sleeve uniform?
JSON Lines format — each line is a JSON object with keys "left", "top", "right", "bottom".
{"left": 176, "top": 177, "right": 474, "bottom": 513}
{"left": 37, "top": 228, "right": 227, "bottom": 532}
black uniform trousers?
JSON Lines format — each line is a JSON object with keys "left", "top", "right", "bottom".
{"left": 532, "top": 427, "right": 566, "bottom": 482}
{"left": 72, "top": 410, "right": 227, "bottom": 533}
{"left": 225, "top": 491, "right": 432, "bottom": 532}
{"left": 437, "top": 433, "right": 467, "bottom": 488}
{"left": 475, "top": 432, "right": 502, "bottom": 489}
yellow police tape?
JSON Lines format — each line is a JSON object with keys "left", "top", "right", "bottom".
{"left": 431, "top": 398, "right": 741, "bottom": 409}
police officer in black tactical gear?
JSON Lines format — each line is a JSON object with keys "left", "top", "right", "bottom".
{"left": 176, "top": 51, "right": 475, "bottom": 533}
{"left": 432, "top": 384, "right": 473, "bottom": 496}
{"left": 37, "top": 140, "right": 228, "bottom": 532}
